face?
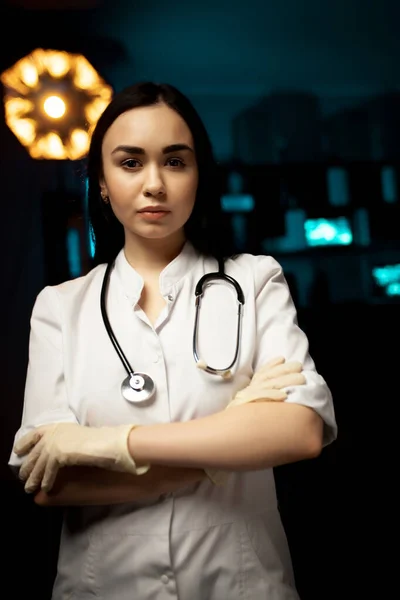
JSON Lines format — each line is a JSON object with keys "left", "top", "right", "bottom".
{"left": 100, "top": 102, "right": 198, "bottom": 244}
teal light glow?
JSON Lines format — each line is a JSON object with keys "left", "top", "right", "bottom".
{"left": 381, "top": 166, "right": 397, "bottom": 204}
{"left": 84, "top": 177, "right": 95, "bottom": 259}
{"left": 372, "top": 264, "right": 400, "bottom": 298}
{"left": 387, "top": 282, "right": 400, "bottom": 296}
{"left": 372, "top": 264, "right": 400, "bottom": 287}
{"left": 221, "top": 193, "right": 255, "bottom": 213}
{"left": 66, "top": 228, "right": 82, "bottom": 277}
{"left": 304, "top": 217, "right": 352, "bottom": 247}
{"left": 88, "top": 225, "right": 95, "bottom": 259}
{"left": 327, "top": 167, "right": 349, "bottom": 206}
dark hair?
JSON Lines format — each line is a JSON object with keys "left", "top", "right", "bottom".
{"left": 87, "top": 81, "right": 234, "bottom": 265}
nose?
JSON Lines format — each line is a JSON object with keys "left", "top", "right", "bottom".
{"left": 143, "top": 165, "right": 166, "bottom": 198}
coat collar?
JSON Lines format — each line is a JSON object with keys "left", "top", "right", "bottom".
{"left": 113, "top": 241, "right": 200, "bottom": 305}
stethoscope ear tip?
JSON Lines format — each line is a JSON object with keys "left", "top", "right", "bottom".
{"left": 196, "top": 359, "right": 208, "bottom": 371}
{"left": 221, "top": 370, "right": 232, "bottom": 380}
{"left": 196, "top": 359, "right": 232, "bottom": 380}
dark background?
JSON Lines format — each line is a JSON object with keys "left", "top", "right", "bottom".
{"left": 1, "top": 1, "right": 398, "bottom": 598}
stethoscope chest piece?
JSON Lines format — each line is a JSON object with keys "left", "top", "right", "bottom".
{"left": 122, "top": 373, "right": 156, "bottom": 403}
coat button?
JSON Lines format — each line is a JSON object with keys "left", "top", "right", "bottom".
{"left": 161, "top": 574, "right": 169, "bottom": 584}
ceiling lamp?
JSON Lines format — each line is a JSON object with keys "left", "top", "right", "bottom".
{"left": 1, "top": 48, "right": 113, "bottom": 160}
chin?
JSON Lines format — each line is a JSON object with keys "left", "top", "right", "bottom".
{"left": 140, "top": 229, "right": 174, "bottom": 240}
{"left": 128, "top": 225, "right": 184, "bottom": 242}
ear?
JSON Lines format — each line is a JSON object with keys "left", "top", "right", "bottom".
{"left": 99, "top": 180, "right": 108, "bottom": 198}
{"left": 99, "top": 175, "right": 108, "bottom": 199}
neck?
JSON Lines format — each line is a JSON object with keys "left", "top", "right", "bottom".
{"left": 123, "top": 230, "right": 186, "bottom": 273}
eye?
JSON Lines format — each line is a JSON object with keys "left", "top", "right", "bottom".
{"left": 122, "top": 158, "right": 141, "bottom": 169}
{"left": 167, "top": 157, "right": 185, "bottom": 168}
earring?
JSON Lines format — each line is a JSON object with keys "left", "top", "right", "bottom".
{"left": 101, "top": 194, "right": 110, "bottom": 204}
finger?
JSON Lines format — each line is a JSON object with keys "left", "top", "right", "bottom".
{"left": 19, "top": 439, "right": 44, "bottom": 481}
{"left": 205, "top": 468, "right": 230, "bottom": 486}
{"left": 256, "top": 361, "right": 303, "bottom": 380}
{"left": 262, "top": 373, "right": 306, "bottom": 389}
{"left": 249, "top": 389, "right": 287, "bottom": 401}
{"left": 263, "top": 356, "right": 286, "bottom": 369}
{"left": 13, "top": 429, "right": 43, "bottom": 456}
{"left": 267, "top": 361, "right": 303, "bottom": 377}
{"left": 24, "top": 450, "right": 48, "bottom": 493}
{"left": 228, "top": 389, "right": 287, "bottom": 407}
{"left": 41, "top": 456, "right": 60, "bottom": 493}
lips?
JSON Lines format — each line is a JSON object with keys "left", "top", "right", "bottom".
{"left": 138, "top": 206, "right": 169, "bottom": 213}
{"left": 137, "top": 207, "right": 170, "bottom": 221}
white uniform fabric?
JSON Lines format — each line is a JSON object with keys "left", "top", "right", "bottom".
{"left": 9, "top": 242, "right": 337, "bottom": 600}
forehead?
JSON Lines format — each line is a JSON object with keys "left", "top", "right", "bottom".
{"left": 102, "top": 103, "right": 193, "bottom": 151}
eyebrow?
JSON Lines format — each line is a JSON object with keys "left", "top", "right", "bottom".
{"left": 111, "top": 143, "right": 194, "bottom": 155}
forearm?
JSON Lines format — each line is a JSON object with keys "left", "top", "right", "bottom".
{"left": 34, "top": 465, "right": 206, "bottom": 507}
{"left": 129, "top": 402, "right": 323, "bottom": 472}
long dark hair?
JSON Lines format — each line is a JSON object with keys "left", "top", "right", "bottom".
{"left": 86, "top": 81, "right": 234, "bottom": 265}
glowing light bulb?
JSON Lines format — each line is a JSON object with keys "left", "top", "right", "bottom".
{"left": 43, "top": 95, "right": 66, "bottom": 119}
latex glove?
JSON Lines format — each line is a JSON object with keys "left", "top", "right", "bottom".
{"left": 227, "top": 356, "right": 306, "bottom": 408}
{"left": 13, "top": 423, "right": 150, "bottom": 493}
{"left": 205, "top": 357, "right": 306, "bottom": 486}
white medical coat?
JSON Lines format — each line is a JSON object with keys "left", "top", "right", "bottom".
{"left": 9, "top": 242, "right": 337, "bottom": 600}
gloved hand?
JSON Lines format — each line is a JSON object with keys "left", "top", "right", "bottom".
{"left": 205, "top": 357, "right": 306, "bottom": 486}
{"left": 13, "top": 423, "right": 150, "bottom": 493}
{"left": 226, "top": 356, "right": 305, "bottom": 408}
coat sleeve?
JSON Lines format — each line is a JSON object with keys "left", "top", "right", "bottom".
{"left": 8, "top": 286, "right": 79, "bottom": 474}
{"left": 252, "top": 255, "right": 337, "bottom": 446}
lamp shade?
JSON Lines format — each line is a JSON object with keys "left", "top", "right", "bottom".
{"left": 1, "top": 48, "right": 113, "bottom": 159}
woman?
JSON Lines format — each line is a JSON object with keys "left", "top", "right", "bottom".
{"left": 9, "top": 82, "right": 337, "bottom": 600}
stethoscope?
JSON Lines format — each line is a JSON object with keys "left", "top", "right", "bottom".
{"left": 100, "top": 258, "right": 245, "bottom": 404}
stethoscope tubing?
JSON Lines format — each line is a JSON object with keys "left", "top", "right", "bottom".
{"left": 100, "top": 256, "right": 245, "bottom": 400}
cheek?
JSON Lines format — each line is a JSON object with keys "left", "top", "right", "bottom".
{"left": 177, "top": 174, "right": 198, "bottom": 209}
{"left": 177, "top": 188, "right": 196, "bottom": 221}
{"left": 107, "top": 175, "right": 138, "bottom": 207}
